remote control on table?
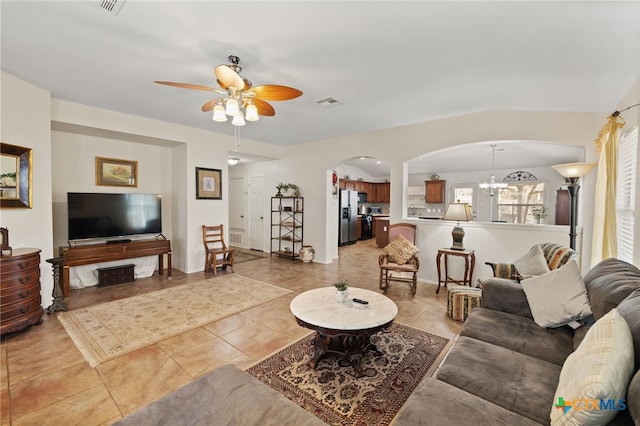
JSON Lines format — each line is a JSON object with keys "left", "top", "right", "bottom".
{"left": 352, "top": 298, "right": 369, "bottom": 305}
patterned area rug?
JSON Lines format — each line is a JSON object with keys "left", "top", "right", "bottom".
{"left": 58, "top": 275, "right": 291, "bottom": 367}
{"left": 247, "top": 322, "right": 450, "bottom": 425}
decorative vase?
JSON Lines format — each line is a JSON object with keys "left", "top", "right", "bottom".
{"left": 336, "top": 289, "right": 349, "bottom": 304}
{"left": 299, "top": 245, "right": 315, "bottom": 263}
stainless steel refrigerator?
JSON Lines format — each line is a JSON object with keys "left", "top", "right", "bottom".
{"left": 339, "top": 189, "right": 358, "bottom": 246}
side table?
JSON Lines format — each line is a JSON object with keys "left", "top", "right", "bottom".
{"left": 436, "top": 248, "right": 476, "bottom": 294}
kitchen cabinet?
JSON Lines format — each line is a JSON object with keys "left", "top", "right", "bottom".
{"left": 337, "top": 179, "right": 390, "bottom": 203}
{"left": 425, "top": 180, "right": 446, "bottom": 204}
{"left": 356, "top": 216, "right": 362, "bottom": 240}
{"left": 376, "top": 182, "right": 390, "bottom": 203}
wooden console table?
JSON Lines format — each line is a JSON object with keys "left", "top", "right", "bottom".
{"left": 60, "top": 239, "right": 171, "bottom": 297}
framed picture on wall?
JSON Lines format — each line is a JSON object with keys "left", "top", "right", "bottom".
{"left": 96, "top": 157, "right": 138, "bottom": 187}
{"left": 196, "top": 167, "right": 222, "bottom": 200}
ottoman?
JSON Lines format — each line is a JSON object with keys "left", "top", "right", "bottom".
{"left": 447, "top": 285, "right": 482, "bottom": 322}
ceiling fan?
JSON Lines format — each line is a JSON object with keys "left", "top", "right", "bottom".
{"left": 154, "top": 55, "right": 303, "bottom": 126}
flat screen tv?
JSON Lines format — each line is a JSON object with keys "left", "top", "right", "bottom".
{"left": 68, "top": 192, "right": 162, "bottom": 241}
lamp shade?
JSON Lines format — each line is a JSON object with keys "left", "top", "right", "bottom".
{"left": 212, "top": 103, "right": 227, "bottom": 122}
{"left": 551, "top": 162, "right": 596, "bottom": 178}
{"left": 442, "top": 203, "right": 473, "bottom": 222}
{"left": 227, "top": 157, "right": 239, "bottom": 166}
{"left": 231, "top": 114, "right": 245, "bottom": 126}
{"left": 245, "top": 103, "right": 259, "bottom": 121}
{"left": 225, "top": 98, "right": 239, "bottom": 116}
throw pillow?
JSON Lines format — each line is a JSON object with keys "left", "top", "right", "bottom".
{"left": 551, "top": 308, "right": 634, "bottom": 426}
{"left": 514, "top": 244, "right": 550, "bottom": 278}
{"left": 383, "top": 234, "right": 419, "bottom": 265}
{"left": 521, "top": 260, "right": 592, "bottom": 328}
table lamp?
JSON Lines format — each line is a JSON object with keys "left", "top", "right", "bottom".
{"left": 442, "top": 203, "right": 473, "bottom": 250}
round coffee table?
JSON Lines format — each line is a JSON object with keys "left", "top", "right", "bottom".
{"left": 290, "top": 287, "right": 398, "bottom": 377}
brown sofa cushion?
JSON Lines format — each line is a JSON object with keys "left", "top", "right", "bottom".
{"left": 461, "top": 308, "right": 574, "bottom": 366}
{"left": 584, "top": 258, "right": 640, "bottom": 320}
{"left": 435, "top": 336, "right": 562, "bottom": 425}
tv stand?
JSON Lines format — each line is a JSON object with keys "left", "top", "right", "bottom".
{"left": 60, "top": 239, "right": 171, "bottom": 298}
{"left": 106, "top": 239, "right": 132, "bottom": 244}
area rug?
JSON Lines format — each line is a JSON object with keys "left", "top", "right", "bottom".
{"left": 58, "top": 275, "right": 291, "bottom": 367}
{"left": 247, "top": 322, "right": 450, "bottom": 425}
{"left": 234, "top": 250, "right": 268, "bottom": 264}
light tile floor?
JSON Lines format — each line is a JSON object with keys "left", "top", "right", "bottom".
{"left": 0, "top": 239, "right": 462, "bottom": 425}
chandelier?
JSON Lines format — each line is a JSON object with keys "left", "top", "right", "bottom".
{"left": 479, "top": 144, "right": 508, "bottom": 195}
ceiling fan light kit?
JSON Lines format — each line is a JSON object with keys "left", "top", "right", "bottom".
{"left": 155, "top": 55, "right": 302, "bottom": 127}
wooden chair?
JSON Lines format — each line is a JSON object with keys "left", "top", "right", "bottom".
{"left": 379, "top": 223, "right": 420, "bottom": 294}
{"left": 202, "top": 225, "right": 235, "bottom": 276}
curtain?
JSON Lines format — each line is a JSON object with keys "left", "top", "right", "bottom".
{"left": 591, "top": 114, "right": 625, "bottom": 267}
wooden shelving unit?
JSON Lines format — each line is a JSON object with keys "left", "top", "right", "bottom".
{"left": 271, "top": 197, "right": 304, "bottom": 260}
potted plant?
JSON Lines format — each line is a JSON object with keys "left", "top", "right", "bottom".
{"left": 334, "top": 280, "right": 349, "bottom": 303}
{"left": 531, "top": 206, "right": 548, "bottom": 224}
{"left": 275, "top": 183, "right": 300, "bottom": 197}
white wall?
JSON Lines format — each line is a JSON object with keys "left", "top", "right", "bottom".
{"left": 51, "top": 132, "right": 174, "bottom": 250}
{"left": 234, "top": 109, "right": 603, "bottom": 269}
{"left": 412, "top": 220, "right": 584, "bottom": 286}
{"left": 1, "top": 72, "right": 54, "bottom": 306}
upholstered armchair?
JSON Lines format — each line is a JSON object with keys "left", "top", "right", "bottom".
{"left": 483, "top": 242, "right": 576, "bottom": 284}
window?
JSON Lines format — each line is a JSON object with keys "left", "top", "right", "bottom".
{"left": 497, "top": 183, "right": 545, "bottom": 224}
{"left": 453, "top": 186, "right": 474, "bottom": 206}
{"left": 616, "top": 127, "right": 638, "bottom": 263}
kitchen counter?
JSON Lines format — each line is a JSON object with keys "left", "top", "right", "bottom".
{"left": 375, "top": 218, "right": 390, "bottom": 248}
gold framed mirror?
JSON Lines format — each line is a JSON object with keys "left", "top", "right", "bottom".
{"left": 1, "top": 142, "right": 33, "bottom": 208}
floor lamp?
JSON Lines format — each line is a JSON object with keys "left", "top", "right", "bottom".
{"left": 551, "top": 162, "right": 596, "bottom": 250}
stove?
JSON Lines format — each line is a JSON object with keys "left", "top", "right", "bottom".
{"left": 360, "top": 214, "right": 373, "bottom": 240}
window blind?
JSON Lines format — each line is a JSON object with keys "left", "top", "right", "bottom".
{"left": 616, "top": 127, "right": 638, "bottom": 263}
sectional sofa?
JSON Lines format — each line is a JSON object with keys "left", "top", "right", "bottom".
{"left": 393, "top": 258, "right": 640, "bottom": 425}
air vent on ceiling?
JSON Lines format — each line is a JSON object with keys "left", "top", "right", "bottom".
{"left": 317, "top": 97, "right": 343, "bottom": 107}
{"left": 96, "top": 0, "right": 126, "bottom": 15}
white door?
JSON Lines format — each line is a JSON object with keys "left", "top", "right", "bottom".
{"left": 249, "top": 176, "right": 265, "bottom": 251}
{"left": 229, "top": 177, "right": 246, "bottom": 247}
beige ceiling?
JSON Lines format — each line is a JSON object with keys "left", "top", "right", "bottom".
{"left": 2, "top": 1, "right": 638, "bottom": 152}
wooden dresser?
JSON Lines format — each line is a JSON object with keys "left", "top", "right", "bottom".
{"left": 0, "top": 248, "right": 43, "bottom": 335}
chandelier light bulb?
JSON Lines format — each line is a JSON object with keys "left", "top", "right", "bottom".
{"left": 245, "top": 103, "right": 259, "bottom": 121}
{"left": 225, "top": 98, "right": 239, "bottom": 116}
{"left": 232, "top": 113, "right": 246, "bottom": 126}
{"left": 212, "top": 103, "right": 227, "bottom": 122}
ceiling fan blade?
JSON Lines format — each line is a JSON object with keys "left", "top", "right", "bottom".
{"left": 250, "top": 85, "right": 303, "bottom": 101}
{"left": 214, "top": 65, "right": 245, "bottom": 91}
{"left": 201, "top": 99, "right": 217, "bottom": 112}
{"left": 252, "top": 98, "right": 275, "bottom": 116}
{"left": 154, "top": 81, "right": 214, "bottom": 91}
